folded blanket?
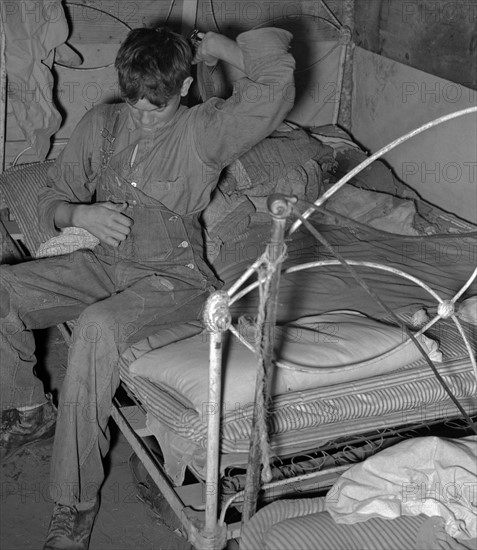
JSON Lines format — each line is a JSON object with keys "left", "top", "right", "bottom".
{"left": 219, "top": 128, "right": 334, "bottom": 198}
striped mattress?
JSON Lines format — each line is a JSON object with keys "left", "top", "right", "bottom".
{"left": 239, "top": 497, "right": 457, "bottom": 550}
{"left": 119, "top": 317, "right": 477, "bottom": 484}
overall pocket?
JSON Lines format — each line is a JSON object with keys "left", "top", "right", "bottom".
{"left": 143, "top": 177, "right": 186, "bottom": 211}
{"left": 118, "top": 205, "right": 173, "bottom": 262}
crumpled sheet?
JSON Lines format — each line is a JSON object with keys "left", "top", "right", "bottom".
{"left": 3, "top": 0, "right": 69, "bottom": 160}
{"left": 325, "top": 436, "right": 477, "bottom": 541}
{"left": 35, "top": 227, "right": 99, "bottom": 258}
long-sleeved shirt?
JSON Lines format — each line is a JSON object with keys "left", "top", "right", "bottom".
{"left": 38, "top": 28, "right": 295, "bottom": 232}
{"left": 37, "top": 28, "right": 295, "bottom": 286}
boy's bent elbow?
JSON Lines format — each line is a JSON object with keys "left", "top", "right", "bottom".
{"left": 258, "top": 74, "right": 296, "bottom": 134}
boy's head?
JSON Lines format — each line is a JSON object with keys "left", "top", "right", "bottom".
{"left": 115, "top": 26, "right": 194, "bottom": 108}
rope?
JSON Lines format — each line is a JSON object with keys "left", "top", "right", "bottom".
{"left": 253, "top": 244, "right": 288, "bottom": 483}
{"left": 255, "top": 261, "right": 273, "bottom": 483}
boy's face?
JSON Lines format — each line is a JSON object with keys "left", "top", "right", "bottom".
{"left": 127, "top": 96, "right": 182, "bottom": 128}
{"left": 126, "top": 76, "right": 194, "bottom": 129}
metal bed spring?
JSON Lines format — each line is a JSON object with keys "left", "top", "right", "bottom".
{"left": 112, "top": 105, "right": 477, "bottom": 549}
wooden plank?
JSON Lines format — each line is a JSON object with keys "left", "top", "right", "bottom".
{"left": 118, "top": 405, "right": 153, "bottom": 437}
{"left": 354, "top": 0, "right": 477, "bottom": 90}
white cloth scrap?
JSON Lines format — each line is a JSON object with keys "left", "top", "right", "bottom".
{"left": 36, "top": 227, "right": 99, "bottom": 258}
{"left": 325, "top": 436, "right": 477, "bottom": 541}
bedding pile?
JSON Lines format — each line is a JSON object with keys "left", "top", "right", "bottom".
{"left": 119, "top": 311, "right": 476, "bottom": 483}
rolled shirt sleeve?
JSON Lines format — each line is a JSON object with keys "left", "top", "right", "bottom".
{"left": 37, "top": 108, "right": 102, "bottom": 235}
{"left": 192, "top": 28, "right": 296, "bottom": 170}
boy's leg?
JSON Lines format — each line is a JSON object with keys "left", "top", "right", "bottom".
{"left": 49, "top": 273, "right": 209, "bottom": 504}
{"left": 0, "top": 250, "right": 115, "bottom": 456}
{"left": 45, "top": 274, "right": 209, "bottom": 549}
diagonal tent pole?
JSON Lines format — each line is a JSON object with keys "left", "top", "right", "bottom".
{"left": 0, "top": 15, "right": 6, "bottom": 173}
{"left": 337, "top": 0, "right": 355, "bottom": 130}
{"left": 241, "top": 194, "right": 295, "bottom": 524}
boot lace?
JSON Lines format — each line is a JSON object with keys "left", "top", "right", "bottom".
{"left": 49, "top": 505, "right": 75, "bottom": 537}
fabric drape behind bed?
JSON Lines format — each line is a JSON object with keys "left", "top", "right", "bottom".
{"left": 214, "top": 221, "right": 477, "bottom": 322}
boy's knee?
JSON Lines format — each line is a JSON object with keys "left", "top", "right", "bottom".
{"left": 75, "top": 307, "right": 105, "bottom": 344}
{"left": 74, "top": 303, "right": 119, "bottom": 346}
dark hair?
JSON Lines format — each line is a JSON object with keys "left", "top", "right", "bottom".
{"left": 115, "top": 26, "right": 193, "bottom": 107}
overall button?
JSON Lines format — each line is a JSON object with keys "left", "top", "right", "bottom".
{"left": 186, "top": 263, "right": 195, "bottom": 269}
{"left": 131, "top": 200, "right": 137, "bottom": 205}
{"left": 178, "top": 241, "right": 189, "bottom": 248}
{"left": 168, "top": 215, "right": 179, "bottom": 222}
{"left": 131, "top": 182, "right": 137, "bottom": 187}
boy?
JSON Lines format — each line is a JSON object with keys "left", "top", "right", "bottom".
{"left": 0, "top": 25, "right": 295, "bottom": 549}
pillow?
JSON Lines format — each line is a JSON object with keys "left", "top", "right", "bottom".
{"left": 128, "top": 311, "right": 441, "bottom": 412}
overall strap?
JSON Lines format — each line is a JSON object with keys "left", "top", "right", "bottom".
{"left": 99, "top": 104, "right": 122, "bottom": 170}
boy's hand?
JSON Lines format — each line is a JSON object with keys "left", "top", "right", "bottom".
{"left": 73, "top": 201, "right": 132, "bottom": 247}
{"left": 192, "top": 31, "right": 219, "bottom": 66}
{"left": 192, "top": 32, "right": 245, "bottom": 72}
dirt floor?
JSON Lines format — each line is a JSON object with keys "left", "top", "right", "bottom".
{"left": 0, "top": 327, "right": 194, "bottom": 550}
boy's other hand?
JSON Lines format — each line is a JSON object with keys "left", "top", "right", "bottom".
{"left": 192, "top": 31, "right": 245, "bottom": 73}
{"left": 73, "top": 201, "right": 132, "bottom": 247}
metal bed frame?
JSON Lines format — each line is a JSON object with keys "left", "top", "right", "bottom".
{"left": 0, "top": 1, "right": 474, "bottom": 547}
{"left": 111, "top": 106, "right": 477, "bottom": 550}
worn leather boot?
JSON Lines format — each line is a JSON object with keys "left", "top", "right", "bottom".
{"left": 0, "top": 393, "right": 57, "bottom": 460}
{"left": 43, "top": 498, "right": 100, "bottom": 550}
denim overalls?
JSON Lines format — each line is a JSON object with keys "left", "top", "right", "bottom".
{"left": 95, "top": 105, "right": 218, "bottom": 287}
